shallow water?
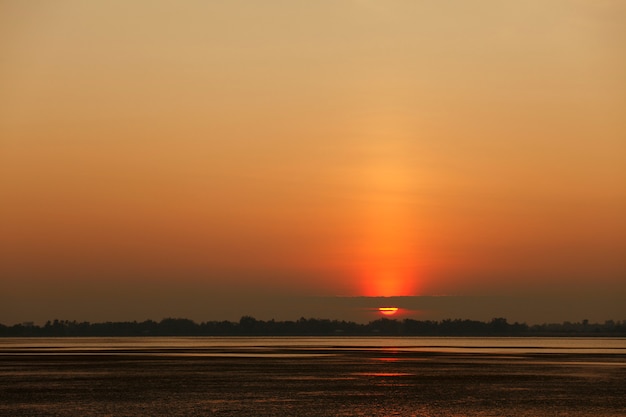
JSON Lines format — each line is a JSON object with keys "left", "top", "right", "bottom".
{"left": 1, "top": 337, "right": 625, "bottom": 416}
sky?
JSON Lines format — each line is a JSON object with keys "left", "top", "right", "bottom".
{"left": 1, "top": 1, "right": 625, "bottom": 325}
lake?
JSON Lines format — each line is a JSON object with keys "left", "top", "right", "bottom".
{"left": 1, "top": 337, "right": 625, "bottom": 416}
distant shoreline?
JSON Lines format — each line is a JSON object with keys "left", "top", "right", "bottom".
{"left": 2, "top": 317, "right": 625, "bottom": 337}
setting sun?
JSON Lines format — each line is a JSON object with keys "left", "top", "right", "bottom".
{"left": 378, "top": 307, "right": 399, "bottom": 316}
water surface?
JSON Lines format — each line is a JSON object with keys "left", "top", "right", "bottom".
{"left": 1, "top": 337, "right": 625, "bottom": 416}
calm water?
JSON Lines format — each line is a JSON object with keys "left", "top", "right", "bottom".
{"left": 1, "top": 337, "right": 626, "bottom": 416}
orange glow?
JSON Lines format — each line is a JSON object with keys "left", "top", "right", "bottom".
{"left": 1, "top": 1, "right": 625, "bottom": 327}
{"left": 351, "top": 138, "right": 422, "bottom": 298}
{"left": 360, "top": 267, "right": 417, "bottom": 297}
{"left": 378, "top": 307, "right": 399, "bottom": 316}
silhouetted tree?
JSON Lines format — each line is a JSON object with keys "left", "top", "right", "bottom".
{"left": 1, "top": 318, "right": 625, "bottom": 337}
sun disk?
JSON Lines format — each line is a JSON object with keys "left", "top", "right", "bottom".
{"left": 378, "top": 307, "right": 399, "bottom": 316}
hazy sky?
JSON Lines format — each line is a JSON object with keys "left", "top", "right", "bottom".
{"left": 1, "top": 1, "right": 625, "bottom": 324}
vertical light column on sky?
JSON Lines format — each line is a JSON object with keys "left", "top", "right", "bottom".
{"left": 350, "top": 112, "right": 422, "bottom": 297}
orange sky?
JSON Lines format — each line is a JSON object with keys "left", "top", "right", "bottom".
{"left": 1, "top": 1, "right": 625, "bottom": 323}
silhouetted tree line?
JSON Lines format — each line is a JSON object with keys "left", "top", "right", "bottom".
{"left": 2, "top": 317, "right": 626, "bottom": 337}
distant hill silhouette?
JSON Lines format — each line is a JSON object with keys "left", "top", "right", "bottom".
{"left": 1, "top": 317, "right": 625, "bottom": 337}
